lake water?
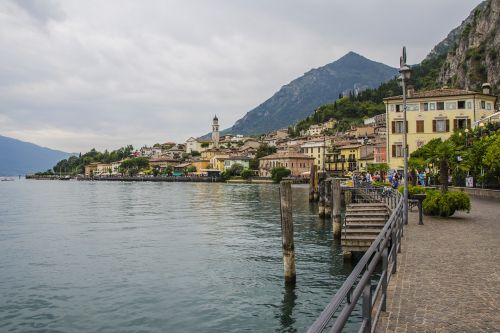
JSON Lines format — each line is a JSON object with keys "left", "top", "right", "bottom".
{"left": 0, "top": 180, "right": 360, "bottom": 332}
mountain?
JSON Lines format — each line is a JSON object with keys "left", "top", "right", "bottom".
{"left": 437, "top": 0, "right": 499, "bottom": 93}
{"left": 224, "top": 52, "right": 398, "bottom": 135}
{"left": 425, "top": 1, "right": 488, "bottom": 61}
{"left": 0, "top": 135, "right": 74, "bottom": 176}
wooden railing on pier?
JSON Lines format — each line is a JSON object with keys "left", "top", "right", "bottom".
{"left": 307, "top": 186, "right": 403, "bottom": 333}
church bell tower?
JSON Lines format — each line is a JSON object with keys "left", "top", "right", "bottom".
{"left": 212, "top": 115, "right": 219, "bottom": 149}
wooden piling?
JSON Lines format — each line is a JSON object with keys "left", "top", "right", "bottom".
{"left": 325, "top": 179, "right": 332, "bottom": 218}
{"left": 332, "top": 178, "right": 342, "bottom": 239}
{"left": 309, "top": 164, "right": 315, "bottom": 202}
{"left": 279, "top": 181, "right": 296, "bottom": 284}
{"left": 313, "top": 165, "right": 319, "bottom": 201}
{"left": 318, "top": 179, "right": 326, "bottom": 217}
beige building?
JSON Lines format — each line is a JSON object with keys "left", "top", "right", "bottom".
{"left": 384, "top": 86, "right": 497, "bottom": 169}
{"left": 258, "top": 152, "right": 314, "bottom": 177}
{"left": 185, "top": 137, "right": 212, "bottom": 153}
{"left": 303, "top": 119, "right": 337, "bottom": 136}
{"left": 84, "top": 162, "right": 99, "bottom": 177}
{"left": 95, "top": 163, "right": 112, "bottom": 175}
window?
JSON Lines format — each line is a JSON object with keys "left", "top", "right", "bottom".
{"left": 454, "top": 118, "right": 470, "bottom": 130}
{"left": 481, "top": 101, "right": 486, "bottom": 109}
{"left": 429, "top": 103, "right": 436, "bottom": 110}
{"left": 422, "top": 103, "right": 429, "bottom": 111}
{"left": 391, "top": 144, "right": 404, "bottom": 158}
{"left": 416, "top": 120, "right": 424, "bottom": 133}
{"left": 408, "top": 104, "right": 419, "bottom": 111}
{"left": 396, "top": 104, "right": 401, "bottom": 112}
{"left": 392, "top": 120, "right": 408, "bottom": 133}
{"left": 458, "top": 101, "right": 465, "bottom": 109}
{"left": 437, "top": 102, "right": 445, "bottom": 110}
{"left": 433, "top": 119, "right": 449, "bottom": 132}
{"left": 446, "top": 102, "right": 456, "bottom": 110}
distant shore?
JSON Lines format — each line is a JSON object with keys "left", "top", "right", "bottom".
{"left": 25, "top": 175, "right": 308, "bottom": 184}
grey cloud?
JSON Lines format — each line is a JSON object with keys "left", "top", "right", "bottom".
{"left": 0, "top": 0, "right": 482, "bottom": 152}
{"left": 14, "top": 0, "right": 65, "bottom": 23}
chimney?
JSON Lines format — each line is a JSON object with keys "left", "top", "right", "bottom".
{"left": 482, "top": 83, "right": 491, "bottom": 95}
{"left": 407, "top": 85, "right": 415, "bottom": 98}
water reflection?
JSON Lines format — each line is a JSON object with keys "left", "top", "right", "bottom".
{"left": 279, "top": 284, "right": 298, "bottom": 333}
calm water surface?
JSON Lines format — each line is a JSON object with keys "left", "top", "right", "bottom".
{"left": 0, "top": 180, "right": 360, "bottom": 332}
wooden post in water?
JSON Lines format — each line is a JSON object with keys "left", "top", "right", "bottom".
{"left": 325, "top": 179, "right": 332, "bottom": 218}
{"left": 332, "top": 178, "right": 342, "bottom": 239}
{"left": 309, "top": 164, "right": 315, "bottom": 202}
{"left": 318, "top": 179, "right": 326, "bottom": 217}
{"left": 313, "top": 165, "right": 319, "bottom": 201}
{"left": 280, "top": 181, "right": 296, "bottom": 284}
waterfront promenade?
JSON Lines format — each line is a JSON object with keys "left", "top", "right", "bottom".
{"left": 376, "top": 197, "right": 500, "bottom": 332}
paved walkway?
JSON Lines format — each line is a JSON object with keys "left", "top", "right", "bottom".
{"left": 376, "top": 197, "right": 500, "bottom": 333}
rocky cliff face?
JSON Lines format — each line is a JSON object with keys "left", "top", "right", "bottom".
{"left": 438, "top": 0, "right": 499, "bottom": 93}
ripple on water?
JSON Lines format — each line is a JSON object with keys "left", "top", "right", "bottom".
{"left": 0, "top": 181, "right": 361, "bottom": 332}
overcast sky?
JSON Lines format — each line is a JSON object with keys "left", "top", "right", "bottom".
{"left": 0, "top": 0, "right": 481, "bottom": 152}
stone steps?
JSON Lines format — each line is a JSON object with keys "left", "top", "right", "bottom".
{"left": 342, "top": 202, "right": 389, "bottom": 254}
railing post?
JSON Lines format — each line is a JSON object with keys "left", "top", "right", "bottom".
{"left": 309, "top": 164, "right": 316, "bottom": 202}
{"left": 382, "top": 246, "right": 388, "bottom": 312}
{"left": 392, "top": 223, "right": 398, "bottom": 274}
{"left": 362, "top": 279, "right": 372, "bottom": 333}
{"left": 332, "top": 178, "right": 342, "bottom": 239}
{"left": 280, "top": 181, "right": 296, "bottom": 285}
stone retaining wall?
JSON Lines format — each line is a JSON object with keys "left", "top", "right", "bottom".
{"left": 449, "top": 186, "right": 500, "bottom": 200}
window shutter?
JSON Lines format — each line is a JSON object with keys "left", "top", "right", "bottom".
{"left": 432, "top": 120, "right": 436, "bottom": 132}
{"left": 453, "top": 119, "right": 458, "bottom": 130}
{"left": 416, "top": 120, "right": 424, "bottom": 133}
{"left": 392, "top": 145, "right": 396, "bottom": 157}
{"left": 467, "top": 119, "right": 471, "bottom": 128}
{"left": 391, "top": 121, "right": 396, "bottom": 134}
{"left": 446, "top": 119, "right": 450, "bottom": 132}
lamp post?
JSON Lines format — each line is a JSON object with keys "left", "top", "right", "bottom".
{"left": 399, "top": 47, "right": 411, "bottom": 225}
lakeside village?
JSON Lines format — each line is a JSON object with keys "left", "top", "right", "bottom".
{"left": 33, "top": 84, "right": 499, "bottom": 187}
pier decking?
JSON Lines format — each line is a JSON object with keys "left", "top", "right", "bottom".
{"left": 376, "top": 197, "right": 500, "bottom": 333}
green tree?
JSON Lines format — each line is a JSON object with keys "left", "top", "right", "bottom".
{"left": 119, "top": 157, "right": 150, "bottom": 176}
{"left": 240, "top": 169, "right": 253, "bottom": 180}
{"left": 271, "top": 167, "right": 291, "bottom": 183}
{"left": 482, "top": 134, "right": 500, "bottom": 170}
{"left": 229, "top": 163, "right": 244, "bottom": 176}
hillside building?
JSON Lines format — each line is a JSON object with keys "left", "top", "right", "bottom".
{"left": 384, "top": 85, "right": 497, "bottom": 169}
{"left": 258, "top": 152, "right": 314, "bottom": 177}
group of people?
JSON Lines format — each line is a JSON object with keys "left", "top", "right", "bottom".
{"left": 351, "top": 169, "right": 431, "bottom": 189}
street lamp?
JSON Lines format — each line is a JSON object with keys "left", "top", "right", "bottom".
{"left": 399, "top": 47, "right": 411, "bottom": 225}
{"left": 479, "top": 122, "right": 485, "bottom": 136}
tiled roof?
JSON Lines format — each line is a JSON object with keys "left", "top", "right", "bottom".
{"left": 226, "top": 156, "right": 252, "bottom": 161}
{"left": 383, "top": 87, "right": 492, "bottom": 101}
{"left": 259, "top": 152, "right": 314, "bottom": 160}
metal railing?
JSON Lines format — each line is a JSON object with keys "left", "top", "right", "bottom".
{"left": 308, "top": 186, "right": 404, "bottom": 333}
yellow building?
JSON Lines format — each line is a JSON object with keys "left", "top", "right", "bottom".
{"left": 210, "top": 155, "right": 229, "bottom": 172}
{"left": 384, "top": 86, "right": 497, "bottom": 169}
{"left": 300, "top": 140, "right": 327, "bottom": 171}
{"left": 191, "top": 160, "right": 210, "bottom": 171}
